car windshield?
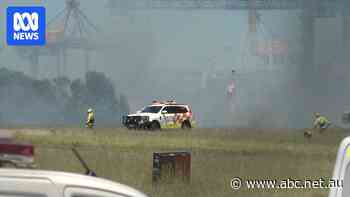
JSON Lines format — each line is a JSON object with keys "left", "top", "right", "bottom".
{"left": 141, "top": 106, "right": 162, "bottom": 113}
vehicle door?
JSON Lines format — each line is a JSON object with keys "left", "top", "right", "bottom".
{"left": 329, "top": 138, "right": 350, "bottom": 197}
{"left": 160, "top": 106, "right": 177, "bottom": 128}
{"left": 0, "top": 176, "right": 58, "bottom": 197}
{"left": 65, "top": 187, "right": 131, "bottom": 197}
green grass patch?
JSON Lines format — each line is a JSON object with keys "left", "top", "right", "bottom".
{"left": 14, "top": 128, "right": 348, "bottom": 197}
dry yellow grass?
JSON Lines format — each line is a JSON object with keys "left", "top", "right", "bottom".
{"left": 14, "top": 128, "right": 348, "bottom": 197}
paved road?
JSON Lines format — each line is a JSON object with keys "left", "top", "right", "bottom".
{"left": 0, "top": 130, "right": 13, "bottom": 139}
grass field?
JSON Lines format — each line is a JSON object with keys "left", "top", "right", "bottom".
{"left": 13, "top": 128, "right": 350, "bottom": 197}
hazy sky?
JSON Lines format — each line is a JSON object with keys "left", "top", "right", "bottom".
{"left": 0, "top": 0, "right": 299, "bottom": 72}
{"left": 0, "top": 0, "right": 346, "bottom": 128}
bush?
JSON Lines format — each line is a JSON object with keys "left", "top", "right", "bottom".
{"left": 0, "top": 68, "right": 129, "bottom": 126}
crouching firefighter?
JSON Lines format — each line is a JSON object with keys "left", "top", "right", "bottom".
{"left": 86, "top": 108, "right": 95, "bottom": 129}
{"left": 313, "top": 113, "right": 331, "bottom": 133}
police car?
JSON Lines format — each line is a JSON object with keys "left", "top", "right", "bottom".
{"left": 122, "top": 100, "right": 196, "bottom": 130}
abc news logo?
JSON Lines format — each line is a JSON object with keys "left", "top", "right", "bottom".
{"left": 7, "top": 7, "right": 46, "bottom": 46}
{"left": 13, "top": 12, "right": 39, "bottom": 40}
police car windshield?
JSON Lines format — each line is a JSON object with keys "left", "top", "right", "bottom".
{"left": 141, "top": 106, "right": 162, "bottom": 113}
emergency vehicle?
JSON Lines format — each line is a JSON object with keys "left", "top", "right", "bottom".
{"left": 122, "top": 100, "right": 196, "bottom": 130}
{"left": 0, "top": 138, "right": 35, "bottom": 168}
{"left": 0, "top": 169, "right": 147, "bottom": 197}
{"left": 329, "top": 136, "right": 350, "bottom": 197}
{"left": 0, "top": 140, "right": 147, "bottom": 197}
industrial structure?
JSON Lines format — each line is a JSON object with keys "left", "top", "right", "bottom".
{"left": 3, "top": 0, "right": 349, "bottom": 79}
{"left": 107, "top": 0, "right": 349, "bottom": 71}
{"left": 15, "top": 0, "right": 99, "bottom": 78}
{"left": 106, "top": 0, "right": 350, "bottom": 127}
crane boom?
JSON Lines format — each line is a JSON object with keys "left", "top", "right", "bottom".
{"left": 108, "top": 0, "right": 339, "bottom": 11}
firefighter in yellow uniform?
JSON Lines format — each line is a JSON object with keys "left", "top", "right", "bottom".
{"left": 304, "top": 113, "right": 331, "bottom": 139}
{"left": 86, "top": 108, "right": 95, "bottom": 129}
{"left": 313, "top": 113, "right": 330, "bottom": 133}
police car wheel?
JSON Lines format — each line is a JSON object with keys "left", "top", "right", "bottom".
{"left": 150, "top": 121, "right": 160, "bottom": 131}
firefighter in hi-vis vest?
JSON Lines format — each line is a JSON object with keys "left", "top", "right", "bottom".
{"left": 313, "top": 113, "right": 331, "bottom": 133}
{"left": 86, "top": 108, "right": 95, "bottom": 129}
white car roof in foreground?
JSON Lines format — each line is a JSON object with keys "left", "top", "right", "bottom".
{"left": 0, "top": 169, "right": 147, "bottom": 197}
